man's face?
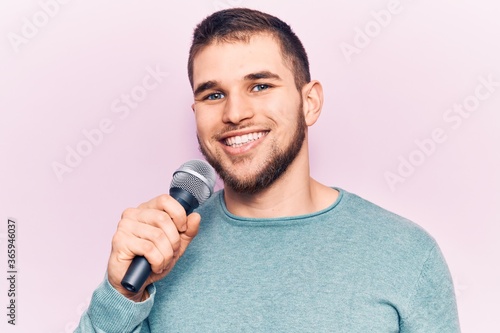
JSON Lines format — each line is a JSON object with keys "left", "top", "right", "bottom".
{"left": 191, "top": 34, "right": 307, "bottom": 194}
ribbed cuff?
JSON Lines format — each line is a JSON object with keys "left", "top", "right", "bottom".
{"left": 87, "top": 276, "right": 156, "bottom": 333}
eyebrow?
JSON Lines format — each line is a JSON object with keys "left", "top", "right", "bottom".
{"left": 194, "top": 81, "right": 219, "bottom": 98}
{"left": 193, "top": 71, "right": 282, "bottom": 98}
{"left": 244, "top": 71, "right": 282, "bottom": 81}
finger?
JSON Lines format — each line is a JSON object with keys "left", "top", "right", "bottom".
{"left": 130, "top": 208, "right": 182, "bottom": 255}
{"left": 117, "top": 218, "right": 180, "bottom": 273}
{"left": 178, "top": 212, "right": 201, "bottom": 257}
{"left": 138, "top": 194, "right": 188, "bottom": 232}
{"left": 112, "top": 224, "right": 171, "bottom": 274}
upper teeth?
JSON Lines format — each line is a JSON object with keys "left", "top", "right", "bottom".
{"left": 225, "top": 132, "right": 266, "bottom": 147}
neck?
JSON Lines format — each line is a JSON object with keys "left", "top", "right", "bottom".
{"left": 223, "top": 152, "right": 338, "bottom": 218}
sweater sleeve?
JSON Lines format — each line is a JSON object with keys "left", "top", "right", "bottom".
{"left": 400, "top": 245, "right": 461, "bottom": 333}
{"left": 75, "top": 276, "right": 156, "bottom": 333}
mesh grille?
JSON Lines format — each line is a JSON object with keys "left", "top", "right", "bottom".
{"left": 170, "top": 160, "right": 216, "bottom": 204}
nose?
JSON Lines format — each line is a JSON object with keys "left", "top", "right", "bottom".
{"left": 222, "top": 92, "right": 254, "bottom": 124}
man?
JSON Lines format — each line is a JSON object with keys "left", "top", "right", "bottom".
{"left": 77, "top": 8, "right": 460, "bottom": 332}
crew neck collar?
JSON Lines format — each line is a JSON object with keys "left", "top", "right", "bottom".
{"left": 217, "top": 187, "right": 345, "bottom": 225}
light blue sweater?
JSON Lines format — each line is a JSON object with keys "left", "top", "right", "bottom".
{"left": 77, "top": 189, "right": 460, "bottom": 332}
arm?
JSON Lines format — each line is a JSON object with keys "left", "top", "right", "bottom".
{"left": 400, "top": 245, "right": 461, "bottom": 333}
{"left": 75, "top": 194, "right": 201, "bottom": 332}
{"left": 75, "top": 278, "right": 155, "bottom": 333}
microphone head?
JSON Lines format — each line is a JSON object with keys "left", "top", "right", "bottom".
{"left": 170, "top": 159, "right": 216, "bottom": 205}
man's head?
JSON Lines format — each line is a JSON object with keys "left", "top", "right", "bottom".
{"left": 189, "top": 9, "right": 323, "bottom": 195}
{"left": 188, "top": 8, "right": 311, "bottom": 91}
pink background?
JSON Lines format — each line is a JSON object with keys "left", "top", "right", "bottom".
{"left": 1, "top": 1, "right": 499, "bottom": 332}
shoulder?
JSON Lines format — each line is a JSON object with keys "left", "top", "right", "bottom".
{"left": 336, "top": 189, "right": 438, "bottom": 254}
{"left": 334, "top": 190, "right": 452, "bottom": 290}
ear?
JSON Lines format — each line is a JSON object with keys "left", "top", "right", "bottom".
{"left": 301, "top": 80, "right": 323, "bottom": 126}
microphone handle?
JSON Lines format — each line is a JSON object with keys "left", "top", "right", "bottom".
{"left": 120, "top": 256, "right": 151, "bottom": 293}
{"left": 120, "top": 188, "right": 199, "bottom": 293}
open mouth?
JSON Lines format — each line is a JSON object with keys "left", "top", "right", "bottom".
{"left": 223, "top": 131, "right": 268, "bottom": 148}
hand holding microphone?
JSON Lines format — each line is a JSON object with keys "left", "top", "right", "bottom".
{"left": 106, "top": 160, "right": 215, "bottom": 301}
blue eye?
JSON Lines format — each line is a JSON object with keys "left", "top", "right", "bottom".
{"left": 206, "top": 92, "right": 225, "bottom": 100}
{"left": 252, "top": 84, "right": 270, "bottom": 92}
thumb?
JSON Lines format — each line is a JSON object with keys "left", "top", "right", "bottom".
{"left": 178, "top": 212, "right": 201, "bottom": 257}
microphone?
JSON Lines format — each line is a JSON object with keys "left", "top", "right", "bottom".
{"left": 120, "top": 159, "right": 216, "bottom": 293}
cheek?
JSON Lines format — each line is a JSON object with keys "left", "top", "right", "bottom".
{"left": 258, "top": 90, "right": 301, "bottom": 117}
{"left": 195, "top": 112, "right": 219, "bottom": 146}
{"left": 262, "top": 100, "right": 299, "bottom": 129}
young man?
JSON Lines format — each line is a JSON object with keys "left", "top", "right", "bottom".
{"left": 77, "top": 8, "right": 460, "bottom": 332}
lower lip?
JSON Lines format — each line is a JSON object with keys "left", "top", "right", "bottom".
{"left": 221, "top": 134, "right": 267, "bottom": 155}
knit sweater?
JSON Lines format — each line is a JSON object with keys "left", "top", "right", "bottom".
{"left": 77, "top": 188, "right": 460, "bottom": 332}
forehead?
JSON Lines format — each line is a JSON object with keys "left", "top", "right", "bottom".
{"left": 192, "top": 33, "right": 294, "bottom": 86}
